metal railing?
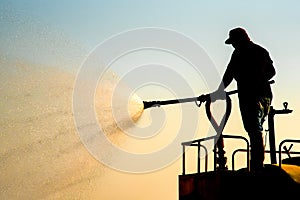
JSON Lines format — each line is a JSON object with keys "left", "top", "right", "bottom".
{"left": 279, "top": 139, "right": 300, "bottom": 167}
{"left": 231, "top": 139, "right": 300, "bottom": 169}
{"left": 181, "top": 134, "right": 250, "bottom": 175}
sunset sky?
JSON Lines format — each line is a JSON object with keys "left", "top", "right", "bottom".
{"left": 2, "top": 0, "right": 300, "bottom": 141}
{"left": 1, "top": 0, "right": 300, "bottom": 199}
{"left": 1, "top": 1, "right": 300, "bottom": 98}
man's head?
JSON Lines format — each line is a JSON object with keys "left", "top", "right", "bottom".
{"left": 225, "top": 27, "right": 251, "bottom": 48}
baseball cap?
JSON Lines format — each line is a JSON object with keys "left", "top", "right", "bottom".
{"left": 225, "top": 27, "right": 250, "bottom": 44}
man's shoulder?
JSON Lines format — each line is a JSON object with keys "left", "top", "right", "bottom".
{"left": 251, "top": 42, "right": 269, "bottom": 53}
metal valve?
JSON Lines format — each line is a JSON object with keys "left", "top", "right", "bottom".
{"left": 283, "top": 102, "right": 288, "bottom": 110}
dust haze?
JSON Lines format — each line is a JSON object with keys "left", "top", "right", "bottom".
{"left": 0, "top": 57, "right": 181, "bottom": 200}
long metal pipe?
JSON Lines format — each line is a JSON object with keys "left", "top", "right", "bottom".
{"left": 143, "top": 80, "right": 274, "bottom": 109}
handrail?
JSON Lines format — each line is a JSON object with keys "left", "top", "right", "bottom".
{"left": 181, "top": 133, "right": 249, "bottom": 174}
{"left": 181, "top": 135, "right": 216, "bottom": 146}
{"left": 279, "top": 139, "right": 300, "bottom": 167}
{"left": 189, "top": 143, "right": 208, "bottom": 173}
{"left": 222, "top": 134, "right": 250, "bottom": 171}
{"left": 232, "top": 143, "right": 300, "bottom": 170}
{"left": 182, "top": 143, "right": 208, "bottom": 175}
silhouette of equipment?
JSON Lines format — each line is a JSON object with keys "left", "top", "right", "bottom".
{"left": 143, "top": 80, "right": 275, "bottom": 170}
{"left": 151, "top": 79, "right": 300, "bottom": 200}
{"left": 268, "top": 101, "right": 293, "bottom": 164}
{"left": 143, "top": 80, "right": 275, "bottom": 110}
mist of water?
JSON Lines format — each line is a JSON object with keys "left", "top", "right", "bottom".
{"left": 0, "top": 57, "right": 180, "bottom": 200}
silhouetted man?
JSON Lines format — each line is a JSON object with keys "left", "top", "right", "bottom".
{"left": 213, "top": 27, "right": 276, "bottom": 173}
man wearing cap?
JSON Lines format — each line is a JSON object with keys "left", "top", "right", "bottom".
{"left": 213, "top": 27, "right": 276, "bottom": 173}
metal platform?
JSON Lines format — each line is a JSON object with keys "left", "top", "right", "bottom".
{"left": 179, "top": 164, "right": 300, "bottom": 200}
{"left": 178, "top": 101, "right": 300, "bottom": 200}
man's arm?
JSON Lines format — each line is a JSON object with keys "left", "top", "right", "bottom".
{"left": 261, "top": 49, "right": 276, "bottom": 80}
{"left": 219, "top": 66, "right": 234, "bottom": 90}
{"left": 265, "top": 60, "right": 276, "bottom": 80}
{"left": 217, "top": 52, "right": 235, "bottom": 91}
{"left": 210, "top": 59, "right": 234, "bottom": 102}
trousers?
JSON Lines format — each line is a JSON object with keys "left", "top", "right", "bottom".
{"left": 239, "top": 96, "right": 271, "bottom": 171}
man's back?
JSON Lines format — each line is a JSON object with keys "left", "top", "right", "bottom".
{"left": 227, "top": 41, "right": 276, "bottom": 99}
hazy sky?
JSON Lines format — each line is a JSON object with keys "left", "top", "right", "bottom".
{"left": 1, "top": 0, "right": 300, "bottom": 70}
{"left": 1, "top": 0, "right": 300, "bottom": 164}
{"left": 3, "top": 2, "right": 300, "bottom": 199}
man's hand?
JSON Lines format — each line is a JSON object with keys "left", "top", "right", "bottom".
{"left": 210, "top": 89, "right": 227, "bottom": 102}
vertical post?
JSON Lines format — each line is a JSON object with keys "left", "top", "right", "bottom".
{"left": 213, "top": 138, "right": 217, "bottom": 171}
{"left": 197, "top": 141, "right": 200, "bottom": 173}
{"left": 246, "top": 141, "right": 250, "bottom": 172}
{"left": 268, "top": 106, "right": 277, "bottom": 164}
{"left": 268, "top": 103, "right": 293, "bottom": 165}
{"left": 182, "top": 145, "right": 186, "bottom": 175}
{"left": 204, "top": 151, "right": 208, "bottom": 172}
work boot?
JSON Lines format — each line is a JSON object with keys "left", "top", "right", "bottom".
{"left": 249, "top": 131, "right": 265, "bottom": 173}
